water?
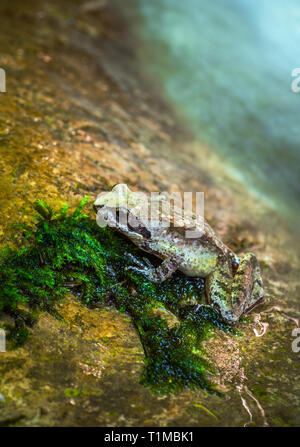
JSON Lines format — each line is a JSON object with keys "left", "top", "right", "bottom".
{"left": 135, "top": 0, "right": 300, "bottom": 227}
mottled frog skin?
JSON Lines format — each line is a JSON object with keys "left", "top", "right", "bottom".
{"left": 94, "top": 184, "right": 264, "bottom": 323}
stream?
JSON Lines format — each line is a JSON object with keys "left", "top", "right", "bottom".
{"left": 134, "top": 0, "right": 300, "bottom": 228}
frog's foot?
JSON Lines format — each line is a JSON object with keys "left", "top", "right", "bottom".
{"left": 206, "top": 253, "right": 264, "bottom": 324}
{"left": 125, "top": 253, "right": 181, "bottom": 283}
{"left": 125, "top": 253, "right": 153, "bottom": 270}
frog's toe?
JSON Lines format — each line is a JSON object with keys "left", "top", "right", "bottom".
{"left": 125, "top": 253, "right": 147, "bottom": 269}
{"left": 126, "top": 253, "right": 155, "bottom": 271}
{"left": 125, "top": 265, "right": 146, "bottom": 275}
{"left": 142, "top": 257, "right": 154, "bottom": 269}
{"left": 126, "top": 264, "right": 152, "bottom": 275}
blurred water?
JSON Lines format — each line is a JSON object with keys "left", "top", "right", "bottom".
{"left": 135, "top": 0, "right": 300, "bottom": 227}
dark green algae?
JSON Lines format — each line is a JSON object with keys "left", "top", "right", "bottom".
{"left": 0, "top": 197, "right": 234, "bottom": 394}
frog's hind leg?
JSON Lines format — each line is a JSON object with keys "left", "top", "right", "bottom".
{"left": 206, "top": 253, "right": 264, "bottom": 323}
{"left": 205, "top": 258, "right": 237, "bottom": 323}
{"left": 232, "top": 253, "right": 265, "bottom": 316}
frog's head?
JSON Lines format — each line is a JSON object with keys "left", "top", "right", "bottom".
{"left": 94, "top": 184, "right": 152, "bottom": 244}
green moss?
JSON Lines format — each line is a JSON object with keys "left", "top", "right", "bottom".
{"left": 7, "top": 324, "right": 30, "bottom": 349}
{"left": 64, "top": 388, "right": 83, "bottom": 398}
{"left": 0, "top": 197, "right": 233, "bottom": 393}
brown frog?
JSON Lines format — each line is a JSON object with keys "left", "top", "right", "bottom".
{"left": 94, "top": 184, "right": 265, "bottom": 323}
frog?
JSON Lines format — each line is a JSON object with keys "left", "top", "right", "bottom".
{"left": 94, "top": 184, "right": 265, "bottom": 324}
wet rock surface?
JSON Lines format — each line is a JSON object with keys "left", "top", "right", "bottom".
{"left": 0, "top": 0, "right": 299, "bottom": 426}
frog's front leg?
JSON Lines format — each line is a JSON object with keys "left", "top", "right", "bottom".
{"left": 126, "top": 253, "right": 182, "bottom": 283}
{"left": 206, "top": 253, "right": 264, "bottom": 324}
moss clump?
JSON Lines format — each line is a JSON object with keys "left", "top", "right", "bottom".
{"left": 0, "top": 198, "right": 233, "bottom": 393}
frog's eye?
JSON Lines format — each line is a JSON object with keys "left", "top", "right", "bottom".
{"left": 115, "top": 209, "right": 128, "bottom": 221}
{"left": 232, "top": 257, "right": 240, "bottom": 275}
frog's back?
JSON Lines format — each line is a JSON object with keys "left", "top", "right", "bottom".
{"left": 146, "top": 226, "right": 220, "bottom": 277}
